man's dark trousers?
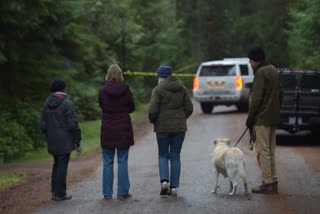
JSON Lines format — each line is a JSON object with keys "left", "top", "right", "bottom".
{"left": 51, "top": 153, "right": 71, "bottom": 197}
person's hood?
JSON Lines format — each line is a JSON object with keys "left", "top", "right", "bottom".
{"left": 160, "top": 76, "right": 183, "bottom": 92}
{"left": 103, "top": 81, "right": 128, "bottom": 97}
{"left": 47, "top": 93, "right": 67, "bottom": 109}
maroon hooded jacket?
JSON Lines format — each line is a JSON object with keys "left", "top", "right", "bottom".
{"left": 98, "top": 81, "right": 135, "bottom": 149}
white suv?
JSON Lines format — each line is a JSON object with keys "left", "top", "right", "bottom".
{"left": 193, "top": 58, "right": 254, "bottom": 113}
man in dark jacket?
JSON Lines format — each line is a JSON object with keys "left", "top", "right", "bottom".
{"left": 149, "top": 65, "right": 193, "bottom": 197}
{"left": 41, "top": 79, "right": 82, "bottom": 201}
{"left": 246, "top": 47, "right": 280, "bottom": 194}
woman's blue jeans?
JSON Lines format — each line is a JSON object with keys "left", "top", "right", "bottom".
{"left": 102, "top": 148, "right": 130, "bottom": 197}
{"left": 156, "top": 132, "right": 185, "bottom": 188}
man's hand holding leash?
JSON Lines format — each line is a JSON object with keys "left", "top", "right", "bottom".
{"left": 246, "top": 117, "right": 256, "bottom": 151}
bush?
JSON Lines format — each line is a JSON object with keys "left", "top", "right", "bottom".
{"left": 70, "top": 84, "right": 101, "bottom": 121}
{"left": 0, "top": 119, "right": 33, "bottom": 163}
{"left": 0, "top": 99, "right": 46, "bottom": 162}
{"left": 126, "top": 76, "right": 154, "bottom": 103}
{"left": 13, "top": 103, "right": 45, "bottom": 149}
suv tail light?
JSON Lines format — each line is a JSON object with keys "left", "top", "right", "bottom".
{"left": 193, "top": 76, "right": 199, "bottom": 90}
{"left": 235, "top": 76, "right": 243, "bottom": 89}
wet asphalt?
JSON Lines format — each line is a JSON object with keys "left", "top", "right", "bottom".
{"left": 33, "top": 103, "right": 320, "bottom": 214}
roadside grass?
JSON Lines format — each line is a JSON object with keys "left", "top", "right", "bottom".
{"left": 13, "top": 104, "right": 148, "bottom": 163}
{"left": 0, "top": 172, "right": 26, "bottom": 190}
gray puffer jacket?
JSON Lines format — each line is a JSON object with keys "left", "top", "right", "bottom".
{"left": 148, "top": 76, "right": 193, "bottom": 132}
{"left": 41, "top": 94, "right": 81, "bottom": 155}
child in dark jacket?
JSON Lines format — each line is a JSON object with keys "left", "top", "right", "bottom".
{"left": 41, "top": 79, "right": 82, "bottom": 201}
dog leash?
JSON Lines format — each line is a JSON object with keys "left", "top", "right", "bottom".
{"left": 233, "top": 127, "right": 249, "bottom": 147}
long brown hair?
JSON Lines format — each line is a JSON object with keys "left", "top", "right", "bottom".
{"left": 105, "top": 64, "right": 124, "bottom": 82}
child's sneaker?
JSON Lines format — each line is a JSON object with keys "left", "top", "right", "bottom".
{"left": 160, "top": 181, "right": 169, "bottom": 197}
{"left": 52, "top": 193, "right": 72, "bottom": 201}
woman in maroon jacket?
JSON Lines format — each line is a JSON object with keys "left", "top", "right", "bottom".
{"left": 98, "top": 64, "right": 135, "bottom": 200}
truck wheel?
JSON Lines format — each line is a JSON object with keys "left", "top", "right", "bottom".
{"left": 201, "top": 102, "right": 214, "bottom": 114}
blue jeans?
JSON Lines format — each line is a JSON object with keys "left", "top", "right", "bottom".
{"left": 156, "top": 132, "right": 185, "bottom": 188}
{"left": 102, "top": 148, "right": 130, "bottom": 197}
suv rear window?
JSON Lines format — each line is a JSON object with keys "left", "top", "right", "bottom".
{"left": 200, "top": 65, "right": 236, "bottom": 76}
{"left": 240, "top": 64, "right": 249, "bottom": 75}
{"left": 300, "top": 74, "right": 320, "bottom": 89}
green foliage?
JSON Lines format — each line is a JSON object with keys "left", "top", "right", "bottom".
{"left": 0, "top": 98, "right": 46, "bottom": 162}
{"left": 127, "top": 0, "right": 185, "bottom": 71}
{"left": 0, "top": 119, "right": 33, "bottom": 163}
{"left": 299, "top": 0, "right": 320, "bottom": 46}
{"left": 1, "top": 0, "right": 320, "bottom": 163}
{"left": 0, "top": 99, "right": 45, "bottom": 148}
{"left": 125, "top": 76, "right": 154, "bottom": 103}
{"left": 70, "top": 83, "right": 101, "bottom": 121}
{"left": 13, "top": 104, "right": 45, "bottom": 149}
{"left": 287, "top": 0, "right": 320, "bottom": 69}
{"left": 0, "top": 172, "right": 26, "bottom": 190}
{"left": 176, "top": 0, "right": 290, "bottom": 67}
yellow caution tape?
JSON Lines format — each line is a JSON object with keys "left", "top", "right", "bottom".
{"left": 123, "top": 71, "right": 195, "bottom": 77}
{"left": 123, "top": 63, "right": 199, "bottom": 77}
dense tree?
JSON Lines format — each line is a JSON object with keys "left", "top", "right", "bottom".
{"left": 0, "top": 0, "right": 319, "bottom": 162}
{"left": 176, "top": 0, "right": 290, "bottom": 65}
{"left": 0, "top": 0, "right": 106, "bottom": 161}
{"left": 287, "top": 0, "right": 320, "bottom": 69}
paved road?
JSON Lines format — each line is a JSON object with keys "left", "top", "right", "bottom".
{"left": 34, "top": 103, "right": 320, "bottom": 214}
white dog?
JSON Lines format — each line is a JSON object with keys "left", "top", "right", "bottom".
{"left": 211, "top": 138, "right": 248, "bottom": 195}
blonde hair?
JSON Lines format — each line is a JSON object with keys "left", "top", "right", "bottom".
{"left": 105, "top": 64, "right": 124, "bottom": 82}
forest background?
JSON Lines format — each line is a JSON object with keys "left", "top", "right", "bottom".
{"left": 1, "top": 0, "right": 320, "bottom": 162}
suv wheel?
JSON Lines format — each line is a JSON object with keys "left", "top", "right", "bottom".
{"left": 200, "top": 102, "right": 214, "bottom": 114}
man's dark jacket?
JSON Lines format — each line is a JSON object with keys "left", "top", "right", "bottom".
{"left": 41, "top": 94, "right": 81, "bottom": 155}
{"left": 98, "top": 81, "right": 135, "bottom": 149}
{"left": 247, "top": 63, "right": 280, "bottom": 126}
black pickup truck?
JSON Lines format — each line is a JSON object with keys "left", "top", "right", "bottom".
{"left": 278, "top": 69, "right": 320, "bottom": 136}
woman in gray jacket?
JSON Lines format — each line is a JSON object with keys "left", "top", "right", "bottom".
{"left": 148, "top": 65, "right": 193, "bottom": 197}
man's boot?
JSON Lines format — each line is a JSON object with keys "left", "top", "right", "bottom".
{"left": 252, "top": 183, "right": 278, "bottom": 194}
{"left": 272, "top": 181, "right": 278, "bottom": 193}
